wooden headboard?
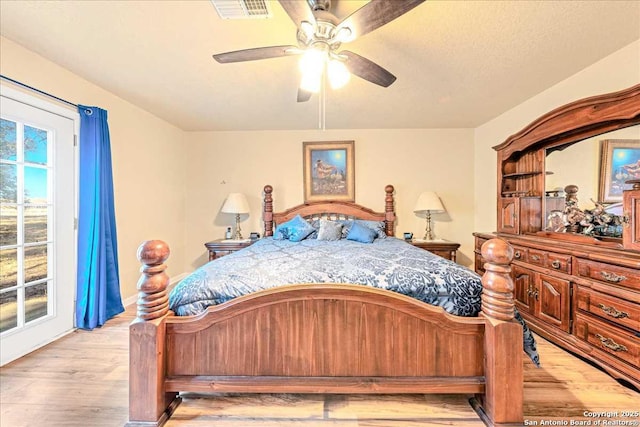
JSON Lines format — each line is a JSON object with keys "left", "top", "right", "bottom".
{"left": 262, "top": 185, "right": 396, "bottom": 237}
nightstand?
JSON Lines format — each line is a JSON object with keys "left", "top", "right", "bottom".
{"left": 204, "top": 239, "right": 255, "bottom": 261}
{"left": 410, "top": 239, "right": 460, "bottom": 262}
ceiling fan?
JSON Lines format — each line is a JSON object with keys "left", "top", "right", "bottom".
{"left": 212, "top": 0, "right": 426, "bottom": 102}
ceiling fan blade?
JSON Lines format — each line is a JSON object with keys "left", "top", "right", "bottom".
{"left": 341, "top": 50, "right": 396, "bottom": 87}
{"left": 213, "top": 45, "right": 300, "bottom": 63}
{"left": 297, "top": 88, "right": 312, "bottom": 103}
{"left": 278, "top": 0, "right": 316, "bottom": 27}
{"left": 336, "top": 0, "right": 425, "bottom": 42}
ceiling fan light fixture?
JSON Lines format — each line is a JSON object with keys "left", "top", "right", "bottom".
{"left": 299, "top": 48, "right": 326, "bottom": 93}
{"left": 298, "top": 48, "right": 326, "bottom": 75}
{"left": 300, "top": 21, "right": 315, "bottom": 41}
{"left": 327, "top": 59, "right": 350, "bottom": 89}
{"left": 334, "top": 27, "right": 353, "bottom": 43}
{"left": 300, "top": 71, "right": 322, "bottom": 93}
{"left": 212, "top": 0, "right": 426, "bottom": 101}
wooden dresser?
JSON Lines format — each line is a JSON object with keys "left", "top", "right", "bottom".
{"left": 474, "top": 84, "right": 640, "bottom": 390}
{"left": 474, "top": 231, "right": 640, "bottom": 389}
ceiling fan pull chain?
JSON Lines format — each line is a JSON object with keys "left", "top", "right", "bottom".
{"left": 322, "top": 74, "right": 326, "bottom": 131}
{"left": 318, "top": 72, "right": 326, "bottom": 130}
{"left": 318, "top": 79, "right": 322, "bottom": 130}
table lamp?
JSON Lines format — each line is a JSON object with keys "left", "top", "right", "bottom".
{"left": 221, "top": 193, "right": 249, "bottom": 240}
{"left": 413, "top": 191, "right": 445, "bottom": 240}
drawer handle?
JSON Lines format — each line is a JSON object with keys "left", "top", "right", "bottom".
{"left": 531, "top": 255, "right": 541, "bottom": 261}
{"left": 595, "top": 334, "right": 628, "bottom": 353}
{"left": 551, "top": 260, "right": 561, "bottom": 269}
{"left": 597, "top": 303, "right": 629, "bottom": 319}
{"left": 600, "top": 271, "right": 626, "bottom": 283}
{"left": 514, "top": 251, "right": 521, "bottom": 259}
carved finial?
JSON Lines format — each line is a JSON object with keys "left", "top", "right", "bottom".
{"left": 136, "top": 240, "right": 170, "bottom": 320}
{"left": 384, "top": 185, "right": 395, "bottom": 236}
{"left": 263, "top": 185, "right": 274, "bottom": 237}
{"left": 137, "top": 239, "right": 169, "bottom": 266}
{"left": 480, "top": 238, "right": 515, "bottom": 321}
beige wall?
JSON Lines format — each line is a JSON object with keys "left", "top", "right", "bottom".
{"left": 184, "top": 129, "right": 475, "bottom": 269}
{"left": 3, "top": 35, "right": 638, "bottom": 304}
{"left": 473, "top": 40, "right": 640, "bottom": 233}
{"left": 0, "top": 37, "right": 188, "bottom": 300}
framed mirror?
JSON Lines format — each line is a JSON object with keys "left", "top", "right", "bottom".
{"left": 543, "top": 125, "right": 640, "bottom": 236}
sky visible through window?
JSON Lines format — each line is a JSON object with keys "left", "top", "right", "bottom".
{"left": 1, "top": 119, "right": 48, "bottom": 201}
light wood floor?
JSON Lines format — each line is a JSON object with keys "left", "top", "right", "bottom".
{"left": 1, "top": 306, "right": 638, "bottom": 427}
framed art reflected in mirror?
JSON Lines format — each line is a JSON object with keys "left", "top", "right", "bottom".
{"left": 598, "top": 139, "right": 640, "bottom": 203}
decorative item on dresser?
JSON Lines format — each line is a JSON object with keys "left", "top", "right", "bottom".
{"left": 127, "top": 184, "right": 527, "bottom": 427}
{"left": 474, "top": 83, "right": 640, "bottom": 390}
{"left": 411, "top": 239, "right": 460, "bottom": 262}
{"left": 204, "top": 238, "right": 254, "bottom": 262}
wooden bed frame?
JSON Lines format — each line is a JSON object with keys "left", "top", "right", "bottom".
{"left": 126, "top": 185, "right": 523, "bottom": 427}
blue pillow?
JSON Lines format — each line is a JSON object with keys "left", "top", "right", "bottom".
{"left": 355, "top": 220, "right": 387, "bottom": 239}
{"left": 273, "top": 214, "right": 315, "bottom": 242}
{"left": 346, "top": 221, "right": 377, "bottom": 243}
{"left": 339, "top": 220, "right": 387, "bottom": 239}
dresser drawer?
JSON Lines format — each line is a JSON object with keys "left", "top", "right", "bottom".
{"left": 574, "top": 312, "right": 640, "bottom": 368}
{"left": 474, "top": 236, "right": 489, "bottom": 252}
{"left": 546, "top": 252, "right": 571, "bottom": 273}
{"left": 576, "top": 259, "right": 640, "bottom": 292}
{"left": 527, "top": 248, "right": 545, "bottom": 267}
{"left": 520, "top": 248, "right": 571, "bottom": 273}
{"left": 576, "top": 286, "right": 640, "bottom": 333}
{"left": 511, "top": 245, "right": 528, "bottom": 263}
{"left": 474, "top": 253, "right": 486, "bottom": 275}
{"left": 474, "top": 235, "right": 489, "bottom": 274}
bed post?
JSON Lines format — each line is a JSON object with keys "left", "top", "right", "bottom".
{"left": 126, "top": 240, "right": 180, "bottom": 427}
{"left": 472, "top": 238, "right": 523, "bottom": 427}
{"left": 384, "top": 184, "right": 395, "bottom": 236}
{"left": 263, "top": 184, "right": 274, "bottom": 237}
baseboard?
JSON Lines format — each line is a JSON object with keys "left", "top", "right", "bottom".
{"left": 122, "top": 272, "right": 190, "bottom": 307}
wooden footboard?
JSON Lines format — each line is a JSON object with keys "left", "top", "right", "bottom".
{"left": 126, "top": 239, "right": 521, "bottom": 427}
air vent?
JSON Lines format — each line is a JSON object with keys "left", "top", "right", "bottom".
{"left": 210, "top": 0, "right": 272, "bottom": 19}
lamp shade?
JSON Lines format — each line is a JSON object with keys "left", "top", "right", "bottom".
{"left": 221, "top": 193, "right": 249, "bottom": 214}
{"left": 413, "top": 191, "right": 445, "bottom": 214}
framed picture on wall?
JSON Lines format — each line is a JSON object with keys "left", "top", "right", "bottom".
{"left": 303, "top": 140, "right": 355, "bottom": 202}
{"left": 598, "top": 139, "right": 640, "bottom": 203}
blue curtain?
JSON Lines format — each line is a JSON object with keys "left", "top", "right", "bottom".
{"left": 75, "top": 105, "right": 124, "bottom": 329}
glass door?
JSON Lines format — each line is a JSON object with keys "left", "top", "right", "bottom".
{"left": 0, "top": 92, "right": 76, "bottom": 365}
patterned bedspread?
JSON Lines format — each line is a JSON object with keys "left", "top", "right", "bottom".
{"left": 169, "top": 237, "right": 539, "bottom": 365}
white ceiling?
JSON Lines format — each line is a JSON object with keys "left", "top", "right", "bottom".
{"left": 1, "top": 0, "right": 639, "bottom": 131}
